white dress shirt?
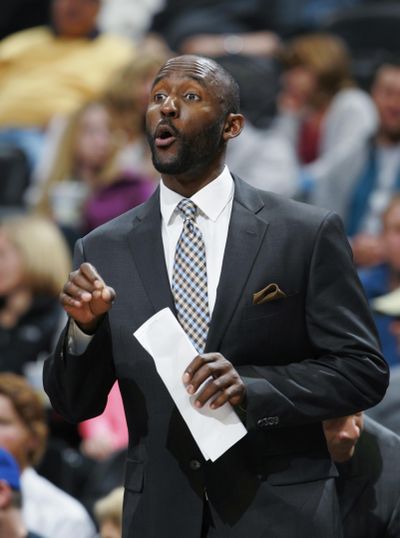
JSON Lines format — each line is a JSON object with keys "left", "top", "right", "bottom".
{"left": 69, "top": 166, "right": 234, "bottom": 352}
{"left": 160, "top": 165, "right": 234, "bottom": 314}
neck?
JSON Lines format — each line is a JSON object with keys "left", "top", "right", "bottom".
{"left": 161, "top": 161, "right": 225, "bottom": 198}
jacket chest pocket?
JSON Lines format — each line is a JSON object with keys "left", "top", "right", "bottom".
{"left": 238, "top": 293, "right": 305, "bottom": 364}
{"left": 241, "top": 292, "right": 301, "bottom": 321}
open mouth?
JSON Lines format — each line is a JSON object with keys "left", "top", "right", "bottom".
{"left": 154, "top": 123, "right": 177, "bottom": 148}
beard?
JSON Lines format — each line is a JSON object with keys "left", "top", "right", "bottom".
{"left": 146, "top": 119, "right": 225, "bottom": 175}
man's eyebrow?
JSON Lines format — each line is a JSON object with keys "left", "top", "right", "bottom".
{"left": 151, "top": 73, "right": 209, "bottom": 89}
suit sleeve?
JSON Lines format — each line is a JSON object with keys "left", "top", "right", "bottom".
{"left": 237, "top": 212, "right": 389, "bottom": 430}
{"left": 43, "top": 238, "right": 116, "bottom": 423}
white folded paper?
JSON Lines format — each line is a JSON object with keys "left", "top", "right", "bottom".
{"left": 133, "top": 308, "right": 247, "bottom": 462}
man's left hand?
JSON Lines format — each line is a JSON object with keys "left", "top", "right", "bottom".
{"left": 183, "top": 353, "right": 246, "bottom": 409}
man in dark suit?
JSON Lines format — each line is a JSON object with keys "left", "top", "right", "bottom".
{"left": 324, "top": 414, "right": 400, "bottom": 537}
{"left": 43, "top": 55, "right": 388, "bottom": 537}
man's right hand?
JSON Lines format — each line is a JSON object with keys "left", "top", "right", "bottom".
{"left": 60, "top": 262, "right": 116, "bottom": 334}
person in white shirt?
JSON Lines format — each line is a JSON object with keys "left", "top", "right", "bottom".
{"left": 0, "top": 373, "right": 96, "bottom": 538}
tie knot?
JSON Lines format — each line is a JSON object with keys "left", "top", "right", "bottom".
{"left": 177, "top": 199, "right": 198, "bottom": 221}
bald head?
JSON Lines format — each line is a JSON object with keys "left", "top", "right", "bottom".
{"left": 153, "top": 55, "right": 240, "bottom": 117}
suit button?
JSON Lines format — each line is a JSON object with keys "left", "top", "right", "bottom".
{"left": 189, "top": 459, "right": 201, "bottom": 471}
{"left": 257, "top": 417, "right": 269, "bottom": 429}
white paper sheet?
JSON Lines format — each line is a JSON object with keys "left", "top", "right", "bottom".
{"left": 133, "top": 308, "right": 247, "bottom": 461}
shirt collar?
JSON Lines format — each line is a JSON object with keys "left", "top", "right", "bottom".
{"left": 160, "top": 165, "right": 234, "bottom": 225}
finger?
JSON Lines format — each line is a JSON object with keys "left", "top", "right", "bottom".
{"left": 60, "top": 291, "right": 83, "bottom": 309}
{"left": 189, "top": 360, "right": 231, "bottom": 395}
{"left": 183, "top": 355, "right": 206, "bottom": 384}
{"left": 80, "top": 262, "right": 106, "bottom": 288}
{"left": 64, "top": 281, "right": 93, "bottom": 303}
{"left": 71, "top": 271, "right": 99, "bottom": 293}
{"left": 193, "top": 373, "right": 233, "bottom": 407}
{"left": 101, "top": 286, "right": 116, "bottom": 303}
{"left": 183, "top": 353, "right": 226, "bottom": 385}
{"left": 210, "top": 384, "right": 244, "bottom": 409}
{"left": 193, "top": 378, "right": 222, "bottom": 408}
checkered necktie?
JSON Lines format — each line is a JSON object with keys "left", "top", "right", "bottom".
{"left": 172, "top": 199, "right": 210, "bottom": 353}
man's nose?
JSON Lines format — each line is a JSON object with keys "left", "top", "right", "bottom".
{"left": 160, "top": 96, "right": 179, "bottom": 118}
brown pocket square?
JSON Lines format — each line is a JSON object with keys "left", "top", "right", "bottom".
{"left": 253, "top": 283, "right": 287, "bottom": 305}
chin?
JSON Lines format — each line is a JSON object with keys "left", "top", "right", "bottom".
{"left": 152, "top": 153, "right": 188, "bottom": 175}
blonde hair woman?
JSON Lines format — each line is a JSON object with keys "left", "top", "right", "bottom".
{"left": 35, "top": 101, "right": 120, "bottom": 233}
{"left": 0, "top": 214, "right": 71, "bottom": 374}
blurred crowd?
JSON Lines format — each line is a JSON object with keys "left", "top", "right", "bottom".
{"left": 1, "top": 0, "right": 400, "bottom": 536}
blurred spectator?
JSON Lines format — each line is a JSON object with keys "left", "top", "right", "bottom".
{"left": 0, "top": 0, "right": 134, "bottom": 168}
{"left": 0, "top": 373, "right": 96, "bottom": 538}
{"left": 94, "top": 487, "right": 124, "bottom": 538}
{"left": 0, "top": 215, "right": 70, "bottom": 375}
{"left": 275, "top": 33, "right": 377, "bottom": 204}
{"left": 102, "top": 51, "right": 169, "bottom": 182}
{"left": 0, "top": 447, "right": 44, "bottom": 538}
{"left": 358, "top": 195, "right": 400, "bottom": 367}
{"left": 367, "top": 365, "right": 400, "bottom": 436}
{"left": 149, "top": 0, "right": 370, "bottom": 55}
{"left": 270, "top": 0, "right": 371, "bottom": 38}
{"left": 98, "top": 0, "right": 163, "bottom": 42}
{"left": 79, "top": 382, "right": 128, "bottom": 462}
{"left": 323, "top": 414, "right": 400, "bottom": 538}
{"left": 346, "top": 62, "right": 400, "bottom": 267}
{"left": 226, "top": 121, "right": 299, "bottom": 197}
{"left": 34, "top": 101, "right": 153, "bottom": 246}
{"left": 80, "top": 448, "right": 126, "bottom": 519}
{"left": 149, "top": 0, "right": 280, "bottom": 56}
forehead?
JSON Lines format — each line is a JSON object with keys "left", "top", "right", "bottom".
{"left": 153, "top": 57, "right": 220, "bottom": 89}
{"left": 376, "top": 67, "right": 400, "bottom": 89}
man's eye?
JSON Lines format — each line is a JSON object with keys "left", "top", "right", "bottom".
{"left": 154, "top": 93, "right": 166, "bottom": 103}
{"left": 184, "top": 93, "right": 200, "bottom": 101}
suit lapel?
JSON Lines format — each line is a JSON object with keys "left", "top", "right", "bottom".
{"left": 126, "top": 188, "right": 176, "bottom": 315}
{"left": 206, "top": 177, "right": 269, "bottom": 352}
{"left": 126, "top": 177, "right": 269, "bottom": 346}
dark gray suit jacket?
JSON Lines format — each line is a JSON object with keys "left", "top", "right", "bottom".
{"left": 337, "top": 416, "right": 400, "bottom": 538}
{"left": 43, "top": 177, "right": 388, "bottom": 538}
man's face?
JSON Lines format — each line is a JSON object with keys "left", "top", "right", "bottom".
{"left": 323, "top": 413, "right": 364, "bottom": 463}
{"left": 145, "top": 57, "right": 226, "bottom": 176}
{"left": 372, "top": 66, "right": 400, "bottom": 142}
{"left": 52, "top": 0, "right": 100, "bottom": 38}
{"left": 75, "top": 104, "right": 113, "bottom": 172}
{"left": 0, "top": 395, "right": 34, "bottom": 470}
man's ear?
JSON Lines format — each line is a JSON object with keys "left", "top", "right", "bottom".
{"left": 0, "top": 480, "right": 12, "bottom": 509}
{"left": 223, "top": 113, "right": 245, "bottom": 141}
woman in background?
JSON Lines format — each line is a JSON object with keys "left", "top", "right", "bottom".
{"left": 276, "top": 32, "right": 377, "bottom": 211}
{"left": 0, "top": 215, "right": 70, "bottom": 374}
